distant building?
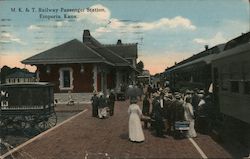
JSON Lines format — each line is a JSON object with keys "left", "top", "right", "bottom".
{"left": 137, "top": 70, "right": 151, "bottom": 85}
{"left": 141, "top": 70, "right": 150, "bottom": 76}
{"left": 22, "top": 30, "right": 138, "bottom": 103}
{"left": 5, "top": 70, "right": 36, "bottom": 84}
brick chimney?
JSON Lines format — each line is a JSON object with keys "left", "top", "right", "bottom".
{"left": 83, "top": 30, "right": 91, "bottom": 43}
{"left": 117, "top": 39, "right": 122, "bottom": 45}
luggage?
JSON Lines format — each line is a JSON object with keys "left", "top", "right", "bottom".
{"left": 175, "top": 121, "right": 190, "bottom": 130}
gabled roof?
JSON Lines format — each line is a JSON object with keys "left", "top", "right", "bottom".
{"left": 103, "top": 43, "right": 138, "bottom": 59}
{"left": 22, "top": 39, "right": 108, "bottom": 65}
{"left": 22, "top": 30, "right": 137, "bottom": 68}
{"left": 83, "top": 34, "right": 132, "bottom": 66}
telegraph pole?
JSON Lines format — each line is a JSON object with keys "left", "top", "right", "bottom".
{"left": 248, "top": 0, "right": 250, "bottom": 31}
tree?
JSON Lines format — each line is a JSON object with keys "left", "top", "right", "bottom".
{"left": 0, "top": 65, "right": 11, "bottom": 84}
{"left": 136, "top": 61, "right": 144, "bottom": 73}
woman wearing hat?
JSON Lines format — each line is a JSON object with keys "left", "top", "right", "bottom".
{"left": 128, "top": 97, "right": 145, "bottom": 142}
{"left": 183, "top": 96, "right": 197, "bottom": 138}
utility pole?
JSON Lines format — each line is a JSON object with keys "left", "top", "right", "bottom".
{"left": 249, "top": 0, "right": 250, "bottom": 31}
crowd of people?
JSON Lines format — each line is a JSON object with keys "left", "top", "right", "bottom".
{"left": 127, "top": 83, "right": 213, "bottom": 142}
{"left": 91, "top": 84, "right": 212, "bottom": 143}
{"left": 90, "top": 90, "right": 116, "bottom": 119}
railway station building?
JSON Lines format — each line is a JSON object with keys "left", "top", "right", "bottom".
{"left": 22, "top": 30, "right": 138, "bottom": 103}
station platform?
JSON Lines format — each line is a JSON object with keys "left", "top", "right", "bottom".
{"left": 0, "top": 101, "right": 240, "bottom": 159}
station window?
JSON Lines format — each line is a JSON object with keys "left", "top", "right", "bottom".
{"left": 63, "top": 70, "right": 70, "bottom": 87}
{"left": 59, "top": 67, "right": 74, "bottom": 90}
{"left": 244, "top": 81, "right": 250, "bottom": 94}
{"left": 231, "top": 81, "right": 239, "bottom": 93}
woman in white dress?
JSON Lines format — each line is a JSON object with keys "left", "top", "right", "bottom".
{"left": 183, "top": 96, "right": 197, "bottom": 138}
{"left": 128, "top": 97, "right": 145, "bottom": 142}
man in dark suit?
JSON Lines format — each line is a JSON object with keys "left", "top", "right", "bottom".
{"left": 172, "top": 93, "right": 185, "bottom": 138}
{"left": 142, "top": 94, "right": 150, "bottom": 129}
{"left": 109, "top": 90, "right": 116, "bottom": 116}
{"left": 152, "top": 92, "right": 165, "bottom": 137}
{"left": 91, "top": 91, "right": 99, "bottom": 117}
{"left": 165, "top": 94, "right": 174, "bottom": 135}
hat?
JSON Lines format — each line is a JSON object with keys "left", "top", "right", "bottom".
{"left": 130, "top": 96, "right": 138, "bottom": 104}
{"left": 174, "top": 92, "right": 181, "bottom": 99}
{"left": 185, "top": 96, "right": 192, "bottom": 102}
{"left": 198, "top": 90, "right": 205, "bottom": 94}
{"left": 185, "top": 89, "right": 192, "bottom": 94}
{"left": 99, "top": 92, "right": 104, "bottom": 96}
{"left": 165, "top": 93, "right": 173, "bottom": 99}
{"left": 152, "top": 92, "right": 160, "bottom": 97}
{"left": 160, "top": 91, "right": 165, "bottom": 96}
{"left": 166, "top": 93, "right": 172, "bottom": 97}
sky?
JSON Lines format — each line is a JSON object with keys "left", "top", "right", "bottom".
{"left": 0, "top": 0, "right": 249, "bottom": 74}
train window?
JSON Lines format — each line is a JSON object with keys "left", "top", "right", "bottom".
{"left": 220, "top": 72, "right": 230, "bottom": 91}
{"left": 231, "top": 81, "right": 239, "bottom": 93}
{"left": 244, "top": 81, "right": 250, "bottom": 94}
{"left": 221, "top": 80, "right": 229, "bottom": 91}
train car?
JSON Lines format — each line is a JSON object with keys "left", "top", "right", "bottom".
{"left": 211, "top": 32, "right": 250, "bottom": 147}
{"left": 212, "top": 35, "right": 250, "bottom": 124}
{"left": 165, "top": 44, "right": 225, "bottom": 92}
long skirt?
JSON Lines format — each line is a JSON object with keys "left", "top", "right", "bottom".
{"left": 129, "top": 113, "right": 145, "bottom": 142}
{"left": 187, "top": 120, "right": 197, "bottom": 138}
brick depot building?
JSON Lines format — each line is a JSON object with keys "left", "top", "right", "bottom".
{"left": 22, "top": 30, "right": 138, "bottom": 103}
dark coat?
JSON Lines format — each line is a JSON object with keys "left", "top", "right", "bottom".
{"left": 142, "top": 98, "right": 150, "bottom": 116}
{"left": 98, "top": 96, "right": 107, "bottom": 108}
{"left": 109, "top": 93, "right": 116, "bottom": 104}
{"left": 91, "top": 95, "right": 99, "bottom": 106}
{"left": 151, "top": 96, "right": 159, "bottom": 117}
{"left": 164, "top": 98, "right": 172, "bottom": 119}
{"left": 151, "top": 98, "right": 164, "bottom": 121}
{"left": 91, "top": 95, "right": 99, "bottom": 116}
{"left": 152, "top": 99, "right": 165, "bottom": 136}
{"left": 173, "top": 99, "right": 184, "bottom": 122}
{"left": 192, "top": 94, "right": 200, "bottom": 112}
